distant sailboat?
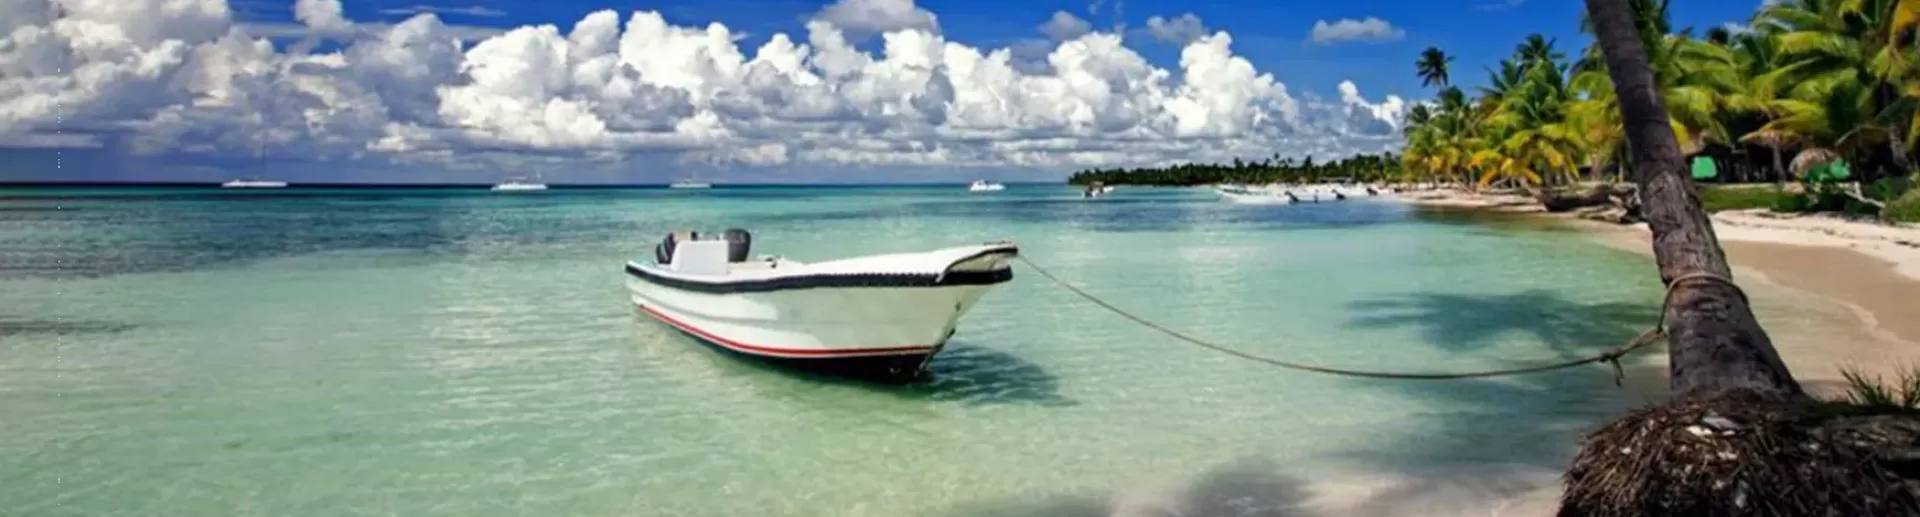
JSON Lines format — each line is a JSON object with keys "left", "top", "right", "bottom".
{"left": 223, "top": 126, "right": 285, "bottom": 188}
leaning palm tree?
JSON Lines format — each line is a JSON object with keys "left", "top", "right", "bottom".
{"left": 1416, "top": 46, "right": 1455, "bottom": 88}
{"left": 1547, "top": 1, "right": 1920, "bottom": 516}
{"left": 1581, "top": 0, "right": 1800, "bottom": 401}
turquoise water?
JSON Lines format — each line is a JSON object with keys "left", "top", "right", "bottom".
{"left": 0, "top": 185, "right": 1669, "bottom": 516}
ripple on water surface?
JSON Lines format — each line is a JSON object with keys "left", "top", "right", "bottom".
{"left": 0, "top": 186, "right": 1668, "bottom": 516}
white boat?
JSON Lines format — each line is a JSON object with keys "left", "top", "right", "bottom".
{"left": 626, "top": 229, "right": 1019, "bottom": 382}
{"left": 967, "top": 180, "right": 1006, "bottom": 192}
{"left": 1082, "top": 182, "right": 1115, "bottom": 198}
{"left": 670, "top": 179, "right": 712, "bottom": 189}
{"left": 1216, "top": 185, "right": 1296, "bottom": 204}
{"left": 491, "top": 178, "right": 548, "bottom": 191}
{"left": 220, "top": 178, "right": 287, "bottom": 189}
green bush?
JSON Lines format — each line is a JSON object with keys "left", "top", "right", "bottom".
{"left": 1886, "top": 189, "right": 1920, "bottom": 223}
{"left": 1770, "top": 191, "right": 1816, "bottom": 212}
{"left": 1697, "top": 186, "right": 1789, "bottom": 213}
{"left": 1864, "top": 176, "right": 1913, "bottom": 202}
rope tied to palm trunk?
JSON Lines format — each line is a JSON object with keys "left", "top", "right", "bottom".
{"left": 1016, "top": 255, "right": 1742, "bottom": 384}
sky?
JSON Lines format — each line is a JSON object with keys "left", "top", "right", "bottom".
{"left": 1, "top": 0, "right": 1763, "bottom": 184}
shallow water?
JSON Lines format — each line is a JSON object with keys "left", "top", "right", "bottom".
{"left": 0, "top": 185, "right": 1669, "bottom": 516}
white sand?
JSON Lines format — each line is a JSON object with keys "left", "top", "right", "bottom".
{"left": 1690, "top": 209, "right": 1920, "bottom": 282}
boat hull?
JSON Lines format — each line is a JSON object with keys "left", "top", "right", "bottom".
{"left": 626, "top": 264, "right": 1010, "bottom": 382}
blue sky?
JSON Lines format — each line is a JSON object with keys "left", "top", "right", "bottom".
{"left": 3, "top": 0, "right": 1766, "bottom": 184}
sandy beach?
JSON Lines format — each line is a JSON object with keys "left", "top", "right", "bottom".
{"left": 1387, "top": 187, "right": 1920, "bottom": 397}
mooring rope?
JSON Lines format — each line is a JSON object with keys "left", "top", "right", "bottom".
{"left": 1016, "top": 255, "right": 1743, "bottom": 384}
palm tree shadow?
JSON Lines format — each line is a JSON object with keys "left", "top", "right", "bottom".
{"left": 1347, "top": 289, "right": 1659, "bottom": 358}
{"left": 931, "top": 456, "right": 1312, "bottom": 517}
{"left": 0, "top": 317, "right": 139, "bottom": 338}
{"left": 1335, "top": 289, "right": 1668, "bottom": 469}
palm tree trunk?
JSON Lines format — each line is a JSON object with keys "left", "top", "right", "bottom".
{"left": 1893, "top": 124, "right": 1914, "bottom": 175}
{"left": 1582, "top": 0, "right": 1803, "bottom": 401}
{"left": 1771, "top": 145, "right": 1785, "bottom": 185}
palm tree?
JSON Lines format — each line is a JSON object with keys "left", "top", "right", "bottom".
{"left": 1417, "top": 47, "right": 1455, "bottom": 88}
{"left": 1581, "top": 0, "right": 1803, "bottom": 401}
{"left": 1759, "top": 0, "right": 1917, "bottom": 174}
{"left": 1514, "top": 34, "right": 1567, "bottom": 69}
{"left": 1568, "top": 0, "right": 1739, "bottom": 183}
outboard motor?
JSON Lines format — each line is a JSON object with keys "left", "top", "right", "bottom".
{"left": 721, "top": 228, "right": 752, "bottom": 262}
{"left": 656, "top": 230, "right": 697, "bottom": 264}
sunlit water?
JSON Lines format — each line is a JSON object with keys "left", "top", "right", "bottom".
{"left": 0, "top": 185, "right": 1672, "bottom": 516}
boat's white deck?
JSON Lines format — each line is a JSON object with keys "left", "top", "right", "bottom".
{"left": 635, "top": 243, "right": 1015, "bottom": 280}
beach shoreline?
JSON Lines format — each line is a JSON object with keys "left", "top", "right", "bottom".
{"left": 1383, "top": 187, "right": 1920, "bottom": 397}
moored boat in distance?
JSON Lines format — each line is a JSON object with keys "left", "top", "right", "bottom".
{"left": 670, "top": 179, "right": 712, "bottom": 189}
{"left": 967, "top": 180, "right": 1006, "bottom": 192}
{"left": 1215, "top": 184, "right": 1296, "bottom": 204}
{"left": 491, "top": 176, "right": 548, "bottom": 191}
{"left": 625, "top": 229, "right": 1019, "bottom": 382}
{"left": 1082, "top": 182, "right": 1115, "bottom": 198}
{"left": 220, "top": 178, "right": 287, "bottom": 189}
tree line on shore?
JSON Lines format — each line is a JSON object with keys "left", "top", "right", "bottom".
{"left": 1067, "top": 0, "right": 1919, "bottom": 220}
{"left": 1065, "top": 153, "right": 1402, "bottom": 186}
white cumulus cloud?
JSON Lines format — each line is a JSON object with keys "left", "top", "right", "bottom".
{"left": 1038, "top": 11, "right": 1091, "bottom": 41}
{"left": 1308, "top": 17, "right": 1405, "bottom": 45}
{"left": 0, "top": 0, "right": 1413, "bottom": 178}
{"left": 1143, "top": 13, "right": 1206, "bottom": 44}
{"left": 810, "top": 0, "right": 938, "bottom": 38}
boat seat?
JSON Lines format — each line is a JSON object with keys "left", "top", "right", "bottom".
{"left": 669, "top": 240, "right": 732, "bottom": 276}
{"left": 721, "top": 228, "right": 751, "bottom": 263}
{"left": 656, "top": 230, "right": 698, "bottom": 264}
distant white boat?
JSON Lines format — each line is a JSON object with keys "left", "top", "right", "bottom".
{"left": 491, "top": 176, "right": 547, "bottom": 191}
{"left": 626, "top": 229, "right": 1018, "bottom": 382}
{"left": 1082, "top": 182, "right": 1115, "bottom": 198}
{"left": 1216, "top": 185, "right": 1296, "bottom": 205}
{"left": 968, "top": 180, "right": 1006, "bottom": 192}
{"left": 670, "top": 179, "right": 712, "bottom": 189}
{"left": 221, "top": 178, "right": 287, "bottom": 189}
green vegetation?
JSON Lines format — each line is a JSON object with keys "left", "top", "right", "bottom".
{"left": 1400, "top": 0, "right": 1917, "bottom": 214}
{"left": 1697, "top": 185, "right": 1792, "bottom": 213}
{"left": 1887, "top": 189, "right": 1920, "bottom": 222}
{"left": 1074, "top": 0, "right": 1920, "bottom": 223}
{"left": 1836, "top": 365, "right": 1920, "bottom": 409}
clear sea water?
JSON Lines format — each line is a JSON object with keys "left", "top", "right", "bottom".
{"left": 0, "top": 185, "right": 1673, "bottom": 516}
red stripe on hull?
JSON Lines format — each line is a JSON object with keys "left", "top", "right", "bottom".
{"left": 635, "top": 303, "right": 937, "bottom": 358}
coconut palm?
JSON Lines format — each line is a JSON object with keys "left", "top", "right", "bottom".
{"left": 1760, "top": 0, "right": 1917, "bottom": 173}
{"left": 1417, "top": 47, "right": 1455, "bottom": 88}
{"left": 1514, "top": 34, "right": 1567, "bottom": 69}
{"left": 1566, "top": 0, "right": 1740, "bottom": 184}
